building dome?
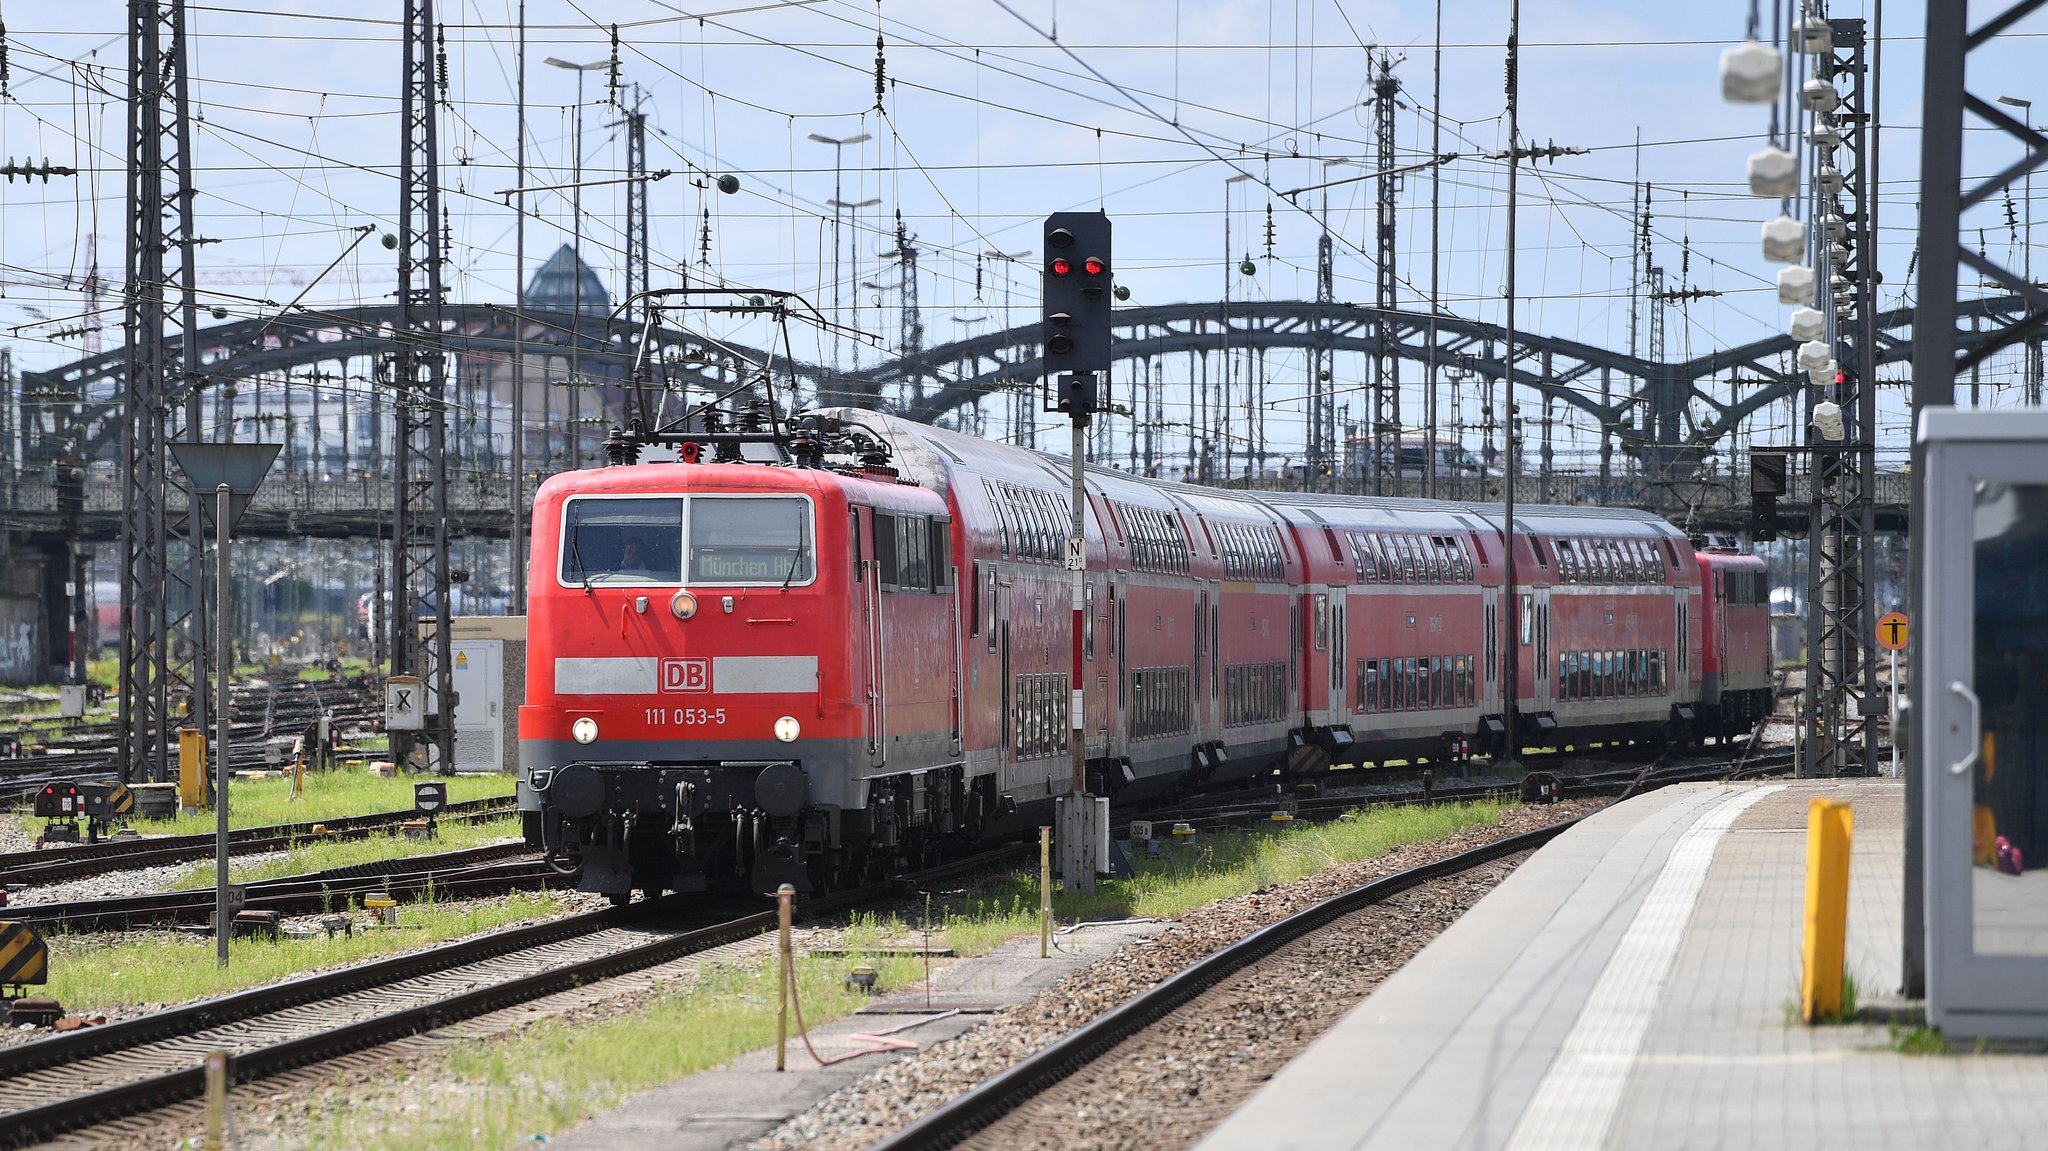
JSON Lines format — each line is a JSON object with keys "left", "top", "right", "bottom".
{"left": 523, "top": 244, "right": 610, "bottom": 314}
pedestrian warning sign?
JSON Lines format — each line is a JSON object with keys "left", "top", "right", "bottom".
{"left": 1876, "top": 611, "right": 1909, "bottom": 651}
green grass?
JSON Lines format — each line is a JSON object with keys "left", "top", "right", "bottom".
{"left": 1888, "top": 1023, "right": 1949, "bottom": 1054}
{"left": 302, "top": 949, "right": 925, "bottom": 1151}
{"left": 143, "top": 772, "right": 513, "bottom": 835}
{"left": 42, "top": 890, "right": 580, "bottom": 1012}
{"left": 942, "top": 798, "right": 1513, "bottom": 956}
{"left": 164, "top": 816, "right": 523, "bottom": 889}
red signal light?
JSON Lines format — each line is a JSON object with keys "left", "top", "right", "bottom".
{"left": 1083, "top": 256, "right": 1105, "bottom": 276}
{"left": 1050, "top": 257, "right": 1072, "bottom": 276}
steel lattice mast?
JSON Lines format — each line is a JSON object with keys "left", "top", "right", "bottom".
{"left": 1803, "top": 18, "right": 1879, "bottom": 778}
{"left": 392, "top": 0, "right": 455, "bottom": 772}
{"left": 119, "top": 0, "right": 207, "bottom": 784}
{"left": 1371, "top": 51, "right": 1403, "bottom": 497}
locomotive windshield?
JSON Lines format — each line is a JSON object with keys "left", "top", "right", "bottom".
{"left": 689, "top": 496, "right": 814, "bottom": 584}
{"left": 561, "top": 497, "right": 685, "bottom": 584}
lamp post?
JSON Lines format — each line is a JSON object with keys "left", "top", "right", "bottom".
{"left": 807, "top": 132, "right": 872, "bottom": 374}
{"left": 1999, "top": 94, "right": 2039, "bottom": 404}
{"left": 545, "top": 56, "right": 606, "bottom": 466}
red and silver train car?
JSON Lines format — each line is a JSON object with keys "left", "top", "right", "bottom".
{"left": 519, "top": 409, "right": 1767, "bottom": 899}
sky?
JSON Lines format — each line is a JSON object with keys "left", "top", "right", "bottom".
{"left": 0, "top": 0, "right": 2038, "bottom": 475}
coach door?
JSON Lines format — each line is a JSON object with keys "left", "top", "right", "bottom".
{"left": 1531, "top": 586, "right": 1553, "bottom": 713}
{"left": 1301, "top": 592, "right": 1329, "bottom": 724}
{"left": 854, "top": 508, "right": 886, "bottom": 768}
{"left": 1329, "top": 588, "right": 1347, "bottom": 717}
{"left": 1482, "top": 585, "right": 1503, "bottom": 716}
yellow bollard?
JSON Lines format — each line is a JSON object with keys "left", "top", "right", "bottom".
{"left": 1039, "top": 825, "right": 1052, "bottom": 960}
{"left": 1801, "top": 798, "right": 1854, "bottom": 1023}
{"left": 775, "top": 883, "right": 794, "bottom": 1072}
{"left": 202, "top": 1050, "right": 228, "bottom": 1150}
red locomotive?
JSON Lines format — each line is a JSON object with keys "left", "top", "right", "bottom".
{"left": 519, "top": 408, "right": 1770, "bottom": 899}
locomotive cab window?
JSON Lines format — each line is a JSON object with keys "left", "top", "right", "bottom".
{"left": 690, "top": 496, "right": 815, "bottom": 585}
{"left": 560, "top": 497, "right": 684, "bottom": 585}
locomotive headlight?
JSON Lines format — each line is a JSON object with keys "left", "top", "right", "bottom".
{"left": 670, "top": 590, "right": 698, "bottom": 620}
{"left": 572, "top": 716, "right": 599, "bottom": 745}
{"left": 773, "top": 715, "right": 801, "bottom": 743}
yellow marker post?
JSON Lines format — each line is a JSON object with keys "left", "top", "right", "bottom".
{"left": 1801, "top": 798, "right": 1854, "bottom": 1023}
{"left": 178, "top": 728, "right": 208, "bottom": 813}
{"left": 775, "top": 883, "right": 795, "bottom": 1071}
{"left": 1039, "top": 826, "right": 1053, "bottom": 959}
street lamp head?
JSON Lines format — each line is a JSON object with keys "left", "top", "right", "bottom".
{"left": 807, "top": 132, "right": 873, "bottom": 147}
{"left": 544, "top": 56, "right": 608, "bottom": 71}
{"left": 1999, "top": 94, "right": 2033, "bottom": 112}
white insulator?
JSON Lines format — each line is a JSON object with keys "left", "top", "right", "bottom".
{"left": 1790, "top": 307, "right": 1826, "bottom": 342}
{"left": 1831, "top": 274, "right": 1852, "bottom": 297}
{"left": 1748, "top": 146, "right": 1800, "bottom": 197}
{"left": 1778, "top": 265, "right": 1817, "bottom": 305}
{"left": 1762, "top": 215, "right": 1808, "bottom": 263}
{"left": 1812, "top": 398, "right": 1846, "bottom": 441}
{"left": 1824, "top": 213, "right": 1849, "bottom": 243}
{"left": 1720, "top": 39, "right": 1783, "bottom": 103}
{"left": 1809, "top": 122, "right": 1841, "bottom": 150}
{"left": 1816, "top": 165, "right": 1844, "bottom": 196}
{"left": 1798, "top": 17, "right": 1835, "bottom": 55}
{"left": 1798, "top": 339, "right": 1833, "bottom": 372}
{"left": 1802, "top": 78, "right": 1841, "bottom": 114}
{"left": 1829, "top": 241, "right": 1852, "bottom": 264}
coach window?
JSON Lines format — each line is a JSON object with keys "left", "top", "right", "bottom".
{"left": 989, "top": 487, "right": 1011, "bottom": 558}
{"left": 1556, "top": 540, "right": 1576, "bottom": 583}
{"left": 1314, "top": 595, "right": 1329, "bottom": 651}
{"left": 560, "top": 496, "right": 685, "bottom": 585}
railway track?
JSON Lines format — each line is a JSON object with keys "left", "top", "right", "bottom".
{"left": 0, "top": 846, "right": 1026, "bottom": 1149}
{"left": 1142, "top": 746, "right": 1797, "bottom": 833}
{"left": 0, "top": 795, "right": 517, "bottom": 886}
{"left": 865, "top": 822, "right": 1576, "bottom": 1151}
{"left": 1, "top": 841, "right": 547, "bottom": 932}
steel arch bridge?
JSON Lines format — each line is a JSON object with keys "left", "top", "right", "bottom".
{"left": 5, "top": 292, "right": 2033, "bottom": 541}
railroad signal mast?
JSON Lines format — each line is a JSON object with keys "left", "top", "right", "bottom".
{"left": 1042, "top": 211, "right": 1113, "bottom": 893}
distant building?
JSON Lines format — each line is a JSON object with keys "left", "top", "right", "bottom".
{"left": 523, "top": 244, "right": 612, "bottom": 314}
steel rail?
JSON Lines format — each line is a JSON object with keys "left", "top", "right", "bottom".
{"left": 0, "top": 795, "right": 516, "bottom": 882}
{"left": 0, "top": 846, "right": 1025, "bottom": 1148}
{"left": 865, "top": 820, "right": 1579, "bottom": 1151}
{"left": 3, "top": 842, "right": 541, "bottom": 931}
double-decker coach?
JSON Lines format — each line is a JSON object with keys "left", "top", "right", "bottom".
{"left": 521, "top": 407, "right": 1765, "bottom": 902}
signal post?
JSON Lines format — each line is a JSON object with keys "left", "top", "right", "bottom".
{"left": 1044, "top": 211, "right": 1113, "bottom": 892}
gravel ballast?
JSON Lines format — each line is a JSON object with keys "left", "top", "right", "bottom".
{"left": 751, "top": 800, "right": 1598, "bottom": 1151}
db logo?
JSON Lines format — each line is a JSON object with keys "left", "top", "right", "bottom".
{"left": 660, "top": 658, "right": 709, "bottom": 693}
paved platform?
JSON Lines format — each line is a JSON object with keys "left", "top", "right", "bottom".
{"left": 1201, "top": 780, "right": 2048, "bottom": 1151}
{"left": 545, "top": 920, "right": 1166, "bottom": 1151}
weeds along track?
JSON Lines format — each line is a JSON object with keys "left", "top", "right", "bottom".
{"left": 0, "top": 847, "right": 1025, "bottom": 1149}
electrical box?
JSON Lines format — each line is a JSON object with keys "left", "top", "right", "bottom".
{"left": 1920, "top": 407, "right": 2048, "bottom": 1037}
{"left": 385, "top": 674, "right": 425, "bottom": 732}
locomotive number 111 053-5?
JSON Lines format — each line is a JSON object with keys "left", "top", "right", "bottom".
{"left": 645, "top": 707, "right": 729, "bottom": 726}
